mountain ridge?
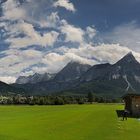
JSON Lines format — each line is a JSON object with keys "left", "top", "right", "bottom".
{"left": 16, "top": 73, "right": 56, "bottom": 84}
{"left": 10, "top": 52, "right": 140, "bottom": 97}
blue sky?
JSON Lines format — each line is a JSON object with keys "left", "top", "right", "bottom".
{"left": 60, "top": 0, "right": 140, "bottom": 30}
{"left": 1, "top": 0, "right": 140, "bottom": 83}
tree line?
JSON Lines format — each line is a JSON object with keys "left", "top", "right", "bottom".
{"left": 0, "top": 93, "right": 121, "bottom": 105}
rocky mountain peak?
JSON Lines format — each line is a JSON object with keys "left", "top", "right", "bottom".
{"left": 116, "top": 52, "right": 138, "bottom": 65}
{"left": 54, "top": 61, "right": 91, "bottom": 82}
{"left": 16, "top": 73, "right": 55, "bottom": 84}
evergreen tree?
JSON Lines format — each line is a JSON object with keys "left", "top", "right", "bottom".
{"left": 87, "top": 92, "right": 94, "bottom": 103}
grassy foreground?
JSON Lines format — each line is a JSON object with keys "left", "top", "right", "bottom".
{"left": 0, "top": 104, "right": 140, "bottom": 140}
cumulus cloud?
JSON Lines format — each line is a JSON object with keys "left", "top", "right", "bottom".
{"left": 86, "top": 26, "right": 97, "bottom": 39}
{"left": 0, "top": 49, "right": 43, "bottom": 77}
{"left": 54, "top": 0, "right": 76, "bottom": 12}
{"left": 0, "top": 0, "right": 78, "bottom": 50}
{"left": 2, "top": 0, "right": 26, "bottom": 20}
{"left": 6, "top": 23, "right": 58, "bottom": 48}
{"left": 6, "top": 21, "right": 59, "bottom": 48}
{"left": 1, "top": 0, "right": 55, "bottom": 24}
{"left": 0, "top": 76, "right": 16, "bottom": 84}
{"left": 2, "top": 0, "right": 75, "bottom": 25}
{"left": 43, "top": 12, "right": 60, "bottom": 28}
{"left": 56, "top": 44, "right": 139, "bottom": 64}
{"left": 60, "top": 20, "right": 85, "bottom": 43}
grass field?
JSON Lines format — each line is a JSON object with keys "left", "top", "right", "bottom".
{"left": 0, "top": 104, "right": 140, "bottom": 140}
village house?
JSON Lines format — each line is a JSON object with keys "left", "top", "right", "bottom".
{"left": 123, "top": 94, "right": 140, "bottom": 117}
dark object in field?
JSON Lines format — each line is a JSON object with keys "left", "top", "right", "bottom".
{"left": 116, "top": 110, "right": 129, "bottom": 120}
{"left": 116, "top": 110, "right": 124, "bottom": 117}
{"left": 122, "top": 109, "right": 129, "bottom": 120}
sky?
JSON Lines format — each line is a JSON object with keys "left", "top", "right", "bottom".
{"left": 1, "top": 0, "right": 140, "bottom": 83}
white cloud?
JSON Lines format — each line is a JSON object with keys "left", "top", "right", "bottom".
{"left": 0, "top": 49, "right": 43, "bottom": 77}
{"left": 2, "top": 0, "right": 76, "bottom": 25}
{"left": 56, "top": 44, "right": 132, "bottom": 64}
{"left": 86, "top": 26, "right": 97, "bottom": 39}
{"left": 56, "top": 43, "right": 140, "bottom": 64}
{"left": 0, "top": 76, "right": 16, "bottom": 84}
{"left": 5, "top": 21, "right": 59, "bottom": 48}
{"left": 2, "top": 0, "right": 26, "bottom": 20}
{"left": 54, "top": 0, "right": 76, "bottom": 12}
{"left": 60, "top": 20, "right": 84, "bottom": 43}
{"left": 1, "top": 0, "right": 78, "bottom": 49}
{"left": 40, "top": 12, "right": 60, "bottom": 28}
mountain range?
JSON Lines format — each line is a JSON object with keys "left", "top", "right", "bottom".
{"left": 16, "top": 73, "right": 56, "bottom": 84}
{"left": 1, "top": 52, "right": 140, "bottom": 98}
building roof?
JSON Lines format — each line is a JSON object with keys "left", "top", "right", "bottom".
{"left": 122, "top": 93, "right": 140, "bottom": 99}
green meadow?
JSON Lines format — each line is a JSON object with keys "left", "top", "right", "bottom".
{"left": 0, "top": 104, "right": 140, "bottom": 140}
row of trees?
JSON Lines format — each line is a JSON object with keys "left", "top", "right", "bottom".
{"left": 87, "top": 93, "right": 121, "bottom": 103}
{"left": 0, "top": 93, "right": 121, "bottom": 105}
{"left": 0, "top": 96, "right": 86, "bottom": 105}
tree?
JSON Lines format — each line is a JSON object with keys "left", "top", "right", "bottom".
{"left": 98, "top": 97, "right": 105, "bottom": 103}
{"left": 87, "top": 92, "right": 94, "bottom": 103}
{"left": 77, "top": 98, "right": 84, "bottom": 104}
{"left": 54, "top": 97, "right": 65, "bottom": 105}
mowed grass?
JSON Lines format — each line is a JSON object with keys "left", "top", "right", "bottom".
{"left": 0, "top": 104, "right": 140, "bottom": 140}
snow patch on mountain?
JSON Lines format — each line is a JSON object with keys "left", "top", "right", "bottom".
{"left": 123, "top": 75, "right": 135, "bottom": 91}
